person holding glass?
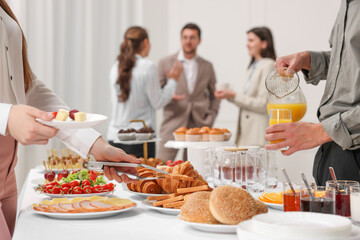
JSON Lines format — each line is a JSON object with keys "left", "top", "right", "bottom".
{"left": 0, "top": 1, "right": 141, "bottom": 238}
{"left": 107, "top": 26, "right": 182, "bottom": 158}
{"left": 265, "top": 0, "right": 360, "bottom": 186}
{"left": 214, "top": 27, "right": 276, "bottom": 146}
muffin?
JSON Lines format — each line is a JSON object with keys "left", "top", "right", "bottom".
{"left": 209, "top": 128, "right": 224, "bottom": 141}
{"left": 199, "top": 126, "right": 210, "bottom": 141}
{"left": 117, "top": 128, "right": 136, "bottom": 141}
{"left": 173, "top": 127, "right": 187, "bottom": 141}
{"left": 136, "top": 127, "right": 155, "bottom": 140}
{"left": 222, "top": 128, "right": 232, "bottom": 141}
{"left": 186, "top": 128, "right": 201, "bottom": 142}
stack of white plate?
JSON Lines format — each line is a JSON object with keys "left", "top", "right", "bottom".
{"left": 237, "top": 212, "right": 360, "bottom": 240}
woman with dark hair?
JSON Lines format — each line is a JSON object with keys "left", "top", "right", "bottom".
{"left": 0, "top": 1, "right": 141, "bottom": 238}
{"left": 107, "top": 26, "right": 182, "bottom": 158}
{"left": 214, "top": 27, "right": 276, "bottom": 146}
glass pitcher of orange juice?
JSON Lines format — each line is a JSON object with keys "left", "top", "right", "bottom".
{"left": 265, "top": 67, "right": 307, "bottom": 122}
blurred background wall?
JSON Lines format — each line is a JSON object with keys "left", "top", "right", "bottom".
{"left": 7, "top": 0, "right": 340, "bottom": 189}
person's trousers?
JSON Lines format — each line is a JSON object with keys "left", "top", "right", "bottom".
{"left": 108, "top": 141, "right": 155, "bottom": 159}
{"left": 313, "top": 141, "right": 360, "bottom": 186}
{"left": 0, "top": 170, "right": 17, "bottom": 240}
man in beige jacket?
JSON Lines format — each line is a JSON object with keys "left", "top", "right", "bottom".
{"left": 157, "top": 23, "right": 220, "bottom": 161}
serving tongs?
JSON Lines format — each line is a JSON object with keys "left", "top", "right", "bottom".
{"left": 83, "top": 161, "right": 170, "bottom": 180}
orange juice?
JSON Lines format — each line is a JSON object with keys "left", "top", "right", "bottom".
{"left": 267, "top": 103, "right": 307, "bottom": 122}
{"left": 269, "top": 118, "right": 291, "bottom": 144}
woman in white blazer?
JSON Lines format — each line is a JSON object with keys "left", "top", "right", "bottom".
{"left": 214, "top": 27, "right": 276, "bottom": 147}
{"left": 0, "top": 1, "right": 138, "bottom": 238}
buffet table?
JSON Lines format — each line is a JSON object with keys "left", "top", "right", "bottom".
{"left": 13, "top": 168, "right": 253, "bottom": 240}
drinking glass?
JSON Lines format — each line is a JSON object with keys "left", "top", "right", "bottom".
{"left": 264, "top": 149, "right": 278, "bottom": 189}
{"left": 350, "top": 186, "right": 360, "bottom": 225}
{"left": 300, "top": 186, "right": 335, "bottom": 214}
{"left": 283, "top": 182, "right": 300, "bottom": 212}
{"left": 269, "top": 109, "right": 292, "bottom": 144}
{"left": 219, "top": 151, "right": 236, "bottom": 185}
{"left": 326, "top": 180, "right": 360, "bottom": 217}
{"left": 245, "top": 148, "right": 266, "bottom": 193}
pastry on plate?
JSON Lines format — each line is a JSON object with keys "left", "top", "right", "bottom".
{"left": 185, "top": 128, "right": 201, "bottom": 142}
{"left": 221, "top": 128, "right": 232, "bottom": 141}
{"left": 180, "top": 191, "right": 220, "bottom": 224}
{"left": 173, "top": 126, "right": 187, "bottom": 141}
{"left": 209, "top": 128, "right": 224, "bottom": 141}
{"left": 209, "top": 185, "right": 267, "bottom": 225}
{"left": 199, "top": 126, "right": 210, "bottom": 141}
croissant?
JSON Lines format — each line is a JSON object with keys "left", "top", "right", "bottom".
{"left": 128, "top": 162, "right": 208, "bottom": 194}
{"left": 127, "top": 167, "right": 163, "bottom": 194}
{"left": 156, "top": 162, "right": 208, "bottom": 194}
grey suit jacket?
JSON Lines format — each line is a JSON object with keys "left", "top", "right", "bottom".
{"left": 158, "top": 53, "right": 220, "bottom": 142}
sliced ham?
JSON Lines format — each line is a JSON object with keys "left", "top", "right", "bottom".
{"left": 59, "top": 203, "right": 76, "bottom": 211}
{"left": 71, "top": 202, "right": 82, "bottom": 209}
{"left": 79, "top": 200, "right": 99, "bottom": 212}
{"left": 110, "top": 203, "right": 136, "bottom": 211}
{"left": 33, "top": 199, "right": 136, "bottom": 213}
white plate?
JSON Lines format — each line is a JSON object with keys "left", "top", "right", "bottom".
{"left": 141, "top": 200, "right": 180, "bottom": 215}
{"left": 36, "top": 113, "right": 108, "bottom": 129}
{"left": 178, "top": 216, "right": 237, "bottom": 233}
{"left": 237, "top": 216, "right": 360, "bottom": 240}
{"left": 164, "top": 140, "right": 234, "bottom": 149}
{"left": 253, "top": 212, "right": 352, "bottom": 237}
{"left": 113, "top": 138, "right": 162, "bottom": 145}
{"left": 28, "top": 203, "right": 137, "bottom": 220}
{"left": 122, "top": 184, "right": 167, "bottom": 198}
{"left": 37, "top": 190, "right": 114, "bottom": 198}
{"left": 262, "top": 202, "right": 283, "bottom": 211}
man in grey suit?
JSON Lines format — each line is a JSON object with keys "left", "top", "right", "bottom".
{"left": 157, "top": 23, "right": 220, "bottom": 161}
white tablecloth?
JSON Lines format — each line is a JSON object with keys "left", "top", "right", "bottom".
{"left": 13, "top": 169, "right": 248, "bottom": 240}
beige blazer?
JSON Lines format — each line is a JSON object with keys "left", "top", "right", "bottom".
{"left": 158, "top": 53, "right": 220, "bottom": 142}
{"left": 229, "top": 58, "right": 275, "bottom": 147}
{"left": 0, "top": 7, "right": 100, "bottom": 158}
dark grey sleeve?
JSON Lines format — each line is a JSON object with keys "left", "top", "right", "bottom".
{"left": 301, "top": 51, "right": 331, "bottom": 85}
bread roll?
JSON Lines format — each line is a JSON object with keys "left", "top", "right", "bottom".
{"left": 180, "top": 192, "right": 220, "bottom": 224}
{"left": 209, "top": 185, "right": 261, "bottom": 225}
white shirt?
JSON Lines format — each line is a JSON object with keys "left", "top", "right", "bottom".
{"left": 107, "top": 55, "right": 177, "bottom": 141}
{"left": 177, "top": 50, "right": 198, "bottom": 94}
{"left": 0, "top": 7, "right": 100, "bottom": 158}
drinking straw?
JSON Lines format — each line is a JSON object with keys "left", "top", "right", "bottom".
{"left": 281, "top": 168, "right": 296, "bottom": 195}
{"left": 329, "top": 167, "right": 337, "bottom": 183}
{"left": 300, "top": 172, "right": 314, "bottom": 201}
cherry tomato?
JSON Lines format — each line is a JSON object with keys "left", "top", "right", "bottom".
{"left": 51, "top": 112, "right": 57, "bottom": 118}
{"left": 168, "top": 163, "right": 175, "bottom": 167}
{"left": 174, "top": 160, "right": 184, "bottom": 165}
{"left": 61, "top": 187, "right": 70, "bottom": 194}
{"left": 82, "top": 180, "right": 91, "bottom": 187}
{"left": 52, "top": 186, "right": 61, "bottom": 194}
{"left": 91, "top": 186, "right": 99, "bottom": 193}
{"left": 61, "top": 183, "right": 71, "bottom": 189}
{"left": 166, "top": 160, "right": 173, "bottom": 166}
{"left": 44, "top": 186, "right": 53, "bottom": 193}
{"left": 70, "top": 180, "right": 80, "bottom": 188}
{"left": 94, "top": 185, "right": 106, "bottom": 193}
{"left": 89, "top": 171, "right": 97, "bottom": 180}
{"left": 102, "top": 183, "right": 114, "bottom": 192}
{"left": 83, "top": 186, "right": 92, "bottom": 194}
{"left": 72, "top": 186, "right": 83, "bottom": 194}
{"left": 57, "top": 173, "right": 64, "bottom": 181}
{"left": 49, "top": 181, "right": 60, "bottom": 187}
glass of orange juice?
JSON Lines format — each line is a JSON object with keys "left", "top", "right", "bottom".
{"left": 269, "top": 109, "right": 292, "bottom": 144}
